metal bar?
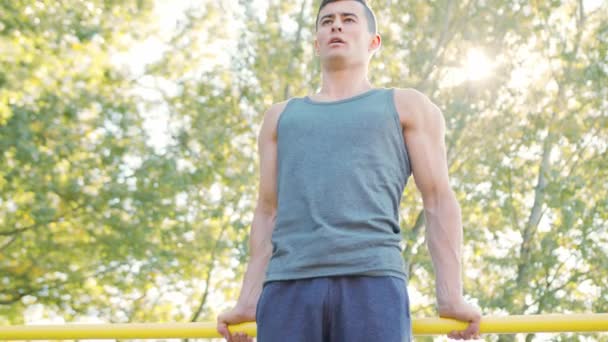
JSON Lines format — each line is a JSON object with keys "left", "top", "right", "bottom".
{"left": 1, "top": 314, "right": 607, "bottom": 340}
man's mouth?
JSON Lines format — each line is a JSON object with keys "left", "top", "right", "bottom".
{"left": 328, "top": 37, "right": 346, "bottom": 45}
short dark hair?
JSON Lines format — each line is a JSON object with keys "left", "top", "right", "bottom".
{"left": 315, "top": 0, "right": 377, "bottom": 34}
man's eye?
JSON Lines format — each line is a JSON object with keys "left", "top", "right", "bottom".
{"left": 345, "top": 18, "right": 355, "bottom": 22}
{"left": 322, "top": 20, "right": 331, "bottom": 25}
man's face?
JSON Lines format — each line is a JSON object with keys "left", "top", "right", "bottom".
{"left": 314, "top": 1, "right": 380, "bottom": 66}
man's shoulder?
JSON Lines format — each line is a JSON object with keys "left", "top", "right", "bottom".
{"left": 391, "top": 87, "right": 443, "bottom": 128}
{"left": 266, "top": 98, "right": 295, "bottom": 122}
{"left": 392, "top": 87, "right": 435, "bottom": 110}
{"left": 267, "top": 99, "right": 292, "bottom": 116}
{"left": 260, "top": 99, "right": 290, "bottom": 121}
{"left": 261, "top": 98, "right": 297, "bottom": 138}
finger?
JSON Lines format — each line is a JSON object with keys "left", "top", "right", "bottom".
{"left": 217, "top": 323, "right": 228, "bottom": 340}
{"left": 468, "top": 328, "right": 481, "bottom": 340}
{"left": 224, "top": 329, "right": 234, "bottom": 342}
{"left": 448, "top": 330, "right": 461, "bottom": 340}
{"left": 237, "top": 332, "right": 248, "bottom": 342}
{"left": 465, "top": 320, "right": 481, "bottom": 338}
{"left": 225, "top": 327, "right": 234, "bottom": 342}
{"left": 466, "top": 325, "right": 478, "bottom": 339}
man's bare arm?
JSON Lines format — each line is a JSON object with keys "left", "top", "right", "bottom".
{"left": 217, "top": 101, "right": 287, "bottom": 341}
{"left": 396, "top": 89, "right": 463, "bottom": 308}
{"left": 395, "top": 88, "right": 480, "bottom": 339}
{"left": 235, "top": 101, "right": 286, "bottom": 312}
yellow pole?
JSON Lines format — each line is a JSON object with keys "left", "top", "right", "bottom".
{"left": 414, "top": 314, "right": 608, "bottom": 335}
{"left": 1, "top": 314, "right": 607, "bottom": 340}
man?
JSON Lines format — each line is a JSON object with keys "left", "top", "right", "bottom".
{"left": 217, "top": 1, "right": 482, "bottom": 341}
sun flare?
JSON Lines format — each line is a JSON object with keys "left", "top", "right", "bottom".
{"left": 464, "top": 48, "right": 494, "bottom": 81}
{"left": 439, "top": 48, "right": 496, "bottom": 87}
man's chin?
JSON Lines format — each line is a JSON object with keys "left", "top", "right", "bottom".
{"left": 323, "top": 53, "right": 348, "bottom": 62}
{"left": 323, "top": 56, "right": 352, "bottom": 70}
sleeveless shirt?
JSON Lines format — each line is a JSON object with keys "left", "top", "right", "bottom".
{"left": 264, "top": 87, "right": 413, "bottom": 284}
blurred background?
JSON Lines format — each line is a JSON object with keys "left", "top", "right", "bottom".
{"left": 0, "top": 0, "right": 606, "bottom": 341}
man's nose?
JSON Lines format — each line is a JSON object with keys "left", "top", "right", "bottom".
{"left": 331, "top": 21, "right": 342, "bottom": 32}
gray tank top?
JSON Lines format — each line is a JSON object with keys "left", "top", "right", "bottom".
{"left": 264, "top": 87, "right": 412, "bottom": 284}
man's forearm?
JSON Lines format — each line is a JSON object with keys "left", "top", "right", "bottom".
{"left": 236, "top": 210, "right": 275, "bottom": 311}
{"left": 424, "top": 189, "right": 464, "bottom": 310}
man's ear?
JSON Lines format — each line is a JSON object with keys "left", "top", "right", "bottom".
{"left": 314, "top": 39, "right": 320, "bottom": 56}
{"left": 369, "top": 33, "right": 381, "bottom": 52}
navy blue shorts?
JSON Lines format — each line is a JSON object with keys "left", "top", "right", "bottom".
{"left": 255, "top": 275, "right": 412, "bottom": 342}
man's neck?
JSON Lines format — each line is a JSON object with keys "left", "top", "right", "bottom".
{"left": 313, "top": 65, "right": 373, "bottom": 101}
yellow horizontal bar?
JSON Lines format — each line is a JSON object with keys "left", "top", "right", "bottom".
{"left": 415, "top": 314, "right": 608, "bottom": 335}
{"left": 1, "top": 314, "right": 607, "bottom": 340}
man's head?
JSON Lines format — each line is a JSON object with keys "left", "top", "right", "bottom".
{"left": 315, "top": 0, "right": 377, "bottom": 34}
{"left": 313, "top": 0, "right": 381, "bottom": 68}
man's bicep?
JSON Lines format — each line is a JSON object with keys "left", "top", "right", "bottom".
{"left": 404, "top": 102, "right": 451, "bottom": 205}
{"left": 257, "top": 140, "right": 277, "bottom": 215}
{"left": 255, "top": 104, "right": 283, "bottom": 215}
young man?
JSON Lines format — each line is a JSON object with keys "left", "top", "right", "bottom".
{"left": 217, "top": 1, "right": 482, "bottom": 341}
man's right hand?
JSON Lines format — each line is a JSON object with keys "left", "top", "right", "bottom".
{"left": 216, "top": 304, "right": 256, "bottom": 342}
{"left": 438, "top": 300, "right": 482, "bottom": 340}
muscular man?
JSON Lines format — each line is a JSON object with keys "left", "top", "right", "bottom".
{"left": 217, "top": 1, "right": 482, "bottom": 341}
